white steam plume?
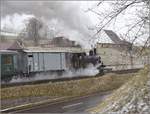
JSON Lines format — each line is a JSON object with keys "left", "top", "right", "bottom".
{"left": 1, "top": 1, "right": 98, "bottom": 48}
{"left": 6, "top": 64, "right": 99, "bottom": 83}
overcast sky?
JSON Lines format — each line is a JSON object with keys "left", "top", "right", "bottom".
{"left": 1, "top": 1, "right": 149, "bottom": 48}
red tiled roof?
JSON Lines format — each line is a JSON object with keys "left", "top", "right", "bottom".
{"left": 0, "top": 42, "right": 12, "bottom": 50}
{"left": 8, "top": 42, "right": 23, "bottom": 50}
{"left": 0, "top": 42, "right": 23, "bottom": 50}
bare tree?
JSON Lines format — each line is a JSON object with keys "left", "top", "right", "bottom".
{"left": 25, "top": 17, "right": 43, "bottom": 46}
{"left": 88, "top": 0, "right": 149, "bottom": 66}
{"left": 88, "top": 0, "right": 149, "bottom": 47}
{"left": 18, "top": 17, "right": 43, "bottom": 46}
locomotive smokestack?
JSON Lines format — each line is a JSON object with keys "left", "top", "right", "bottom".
{"left": 89, "top": 48, "right": 96, "bottom": 56}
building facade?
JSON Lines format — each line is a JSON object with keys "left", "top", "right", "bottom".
{"left": 96, "top": 30, "right": 146, "bottom": 70}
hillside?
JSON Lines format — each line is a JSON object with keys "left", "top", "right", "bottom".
{"left": 90, "top": 66, "right": 150, "bottom": 114}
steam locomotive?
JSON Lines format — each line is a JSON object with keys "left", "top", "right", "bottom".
{"left": 1, "top": 48, "right": 103, "bottom": 82}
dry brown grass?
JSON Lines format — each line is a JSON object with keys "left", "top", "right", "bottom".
{"left": 1, "top": 73, "right": 135, "bottom": 100}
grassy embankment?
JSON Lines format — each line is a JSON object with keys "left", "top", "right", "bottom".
{"left": 1, "top": 73, "right": 135, "bottom": 100}
{"left": 90, "top": 66, "right": 150, "bottom": 113}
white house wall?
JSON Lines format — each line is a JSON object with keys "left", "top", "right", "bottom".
{"left": 96, "top": 45, "right": 145, "bottom": 70}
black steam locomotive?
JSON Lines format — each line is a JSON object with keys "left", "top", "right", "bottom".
{"left": 1, "top": 48, "right": 104, "bottom": 82}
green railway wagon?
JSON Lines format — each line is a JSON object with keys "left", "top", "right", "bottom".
{"left": 0, "top": 50, "right": 18, "bottom": 81}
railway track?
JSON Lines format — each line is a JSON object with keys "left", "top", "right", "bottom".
{"left": 1, "top": 68, "right": 142, "bottom": 88}
{"left": 107, "top": 68, "right": 141, "bottom": 74}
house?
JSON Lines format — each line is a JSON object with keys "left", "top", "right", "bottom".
{"left": 96, "top": 30, "right": 144, "bottom": 70}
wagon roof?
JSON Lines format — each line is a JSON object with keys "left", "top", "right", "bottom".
{"left": 23, "top": 47, "right": 85, "bottom": 53}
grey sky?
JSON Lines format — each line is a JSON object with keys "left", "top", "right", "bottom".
{"left": 1, "top": 1, "right": 100, "bottom": 48}
{"left": 1, "top": 1, "right": 149, "bottom": 48}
